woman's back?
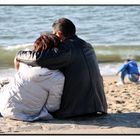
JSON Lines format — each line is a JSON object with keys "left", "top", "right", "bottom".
{"left": 0, "top": 63, "right": 64, "bottom": 121}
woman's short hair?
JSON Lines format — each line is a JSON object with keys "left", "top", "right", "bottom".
{"left": 33, "top": 33, "right": 60, "bottom": 52}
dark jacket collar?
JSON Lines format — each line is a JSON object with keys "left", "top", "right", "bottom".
{"left": 64, "top": 35, "right": 77, "bottom": 41}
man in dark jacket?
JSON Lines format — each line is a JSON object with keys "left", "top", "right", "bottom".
{"left": 16, "top": 18, "right": 107, "bottom": 119}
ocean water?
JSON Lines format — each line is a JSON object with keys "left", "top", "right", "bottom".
{"left": 0, "top": 5, "right": 140, "bottom": 77}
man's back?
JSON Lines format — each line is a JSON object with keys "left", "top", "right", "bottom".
{"left": 51, "top": 36, "right": 107, "bottom": 118}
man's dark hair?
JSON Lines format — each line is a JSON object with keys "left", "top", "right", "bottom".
{"left": 52, "top": 18, "right": 76, "bottom": 38}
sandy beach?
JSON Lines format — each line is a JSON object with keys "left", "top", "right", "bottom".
{"left": 0, "top": 75, "right": 140, "bottom": 134}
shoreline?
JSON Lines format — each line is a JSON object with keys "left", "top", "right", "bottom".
{"left": 0, "top": 75, "right": 140, "bottom": 134}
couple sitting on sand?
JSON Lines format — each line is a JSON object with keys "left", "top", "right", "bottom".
{"left": 0, "top": 18, "right": 107, "bottom": 121}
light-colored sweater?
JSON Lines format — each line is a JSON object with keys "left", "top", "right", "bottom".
{"left": 0, "top": 63, "right": 64, "bottom": 121}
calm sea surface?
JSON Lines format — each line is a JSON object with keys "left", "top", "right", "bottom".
{"left": 0, "top": 5, "right": 140, "bottom": 76}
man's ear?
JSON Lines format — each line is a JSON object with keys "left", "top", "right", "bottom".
{"left": 56, "top": 31, "right": 63, "bottom": 39}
